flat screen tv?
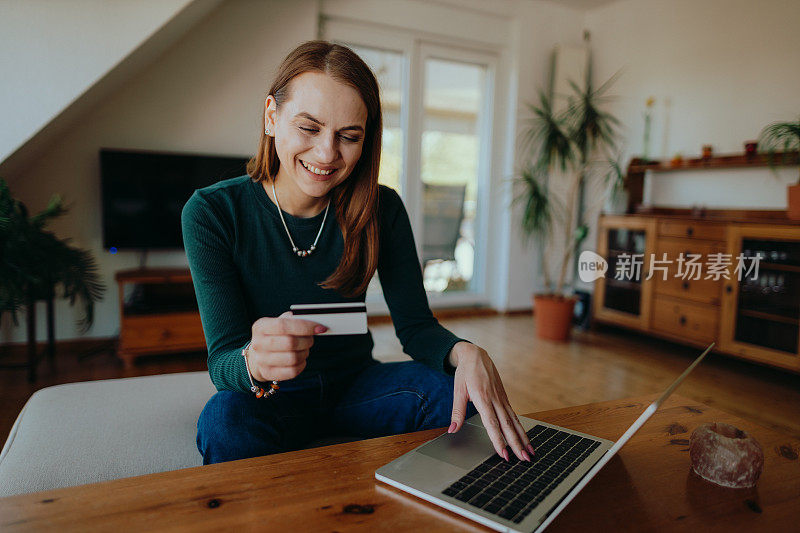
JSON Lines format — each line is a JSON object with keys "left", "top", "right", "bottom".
{"left": 100, "top": 148, "right": 250, "bottom": 250}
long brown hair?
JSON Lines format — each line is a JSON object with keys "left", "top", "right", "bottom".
{"left": 247, "top": 41, "right": 381, "bottom": 297}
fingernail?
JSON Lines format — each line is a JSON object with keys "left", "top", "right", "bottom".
{"left": 448, "top": 422, "right": 457, "bottom": 433}
{"left": 314, "top": 325, "right": 328, "bottom": 334}
{"left": 527, "top": 444, "right": 535, "bottom": 455}
{"left": 522, "top": 450, "right": 531, "bottom": 462}
{"left": 502, "top": 449, "right": 509, "bottom": 462}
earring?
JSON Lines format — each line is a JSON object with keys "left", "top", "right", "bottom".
{"left": 265, "top": 128, "right": 271, "bottom": 135}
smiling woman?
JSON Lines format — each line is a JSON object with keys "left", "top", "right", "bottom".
{"left": 181, "top": 41, "right": 532, "bottom": 467}
{"left": 250, "top": 44, "right": 382, "bottom": 297}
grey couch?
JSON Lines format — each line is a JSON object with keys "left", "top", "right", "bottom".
{"left": 0, "top": 371, "right": 362, "bottom": 497}
{"left": 0, "top": 372, "right": 217, "bottom": 497}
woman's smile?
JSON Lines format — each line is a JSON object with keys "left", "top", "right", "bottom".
{"left": 299, "top": 159, "right": 338, "bottom": 181}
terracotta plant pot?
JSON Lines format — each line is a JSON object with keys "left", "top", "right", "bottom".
{"left": 788, "top": 184, "right": 800, "bottom": 220}
{"left": 533, "top": 294, "right": 577, "bottom": 342}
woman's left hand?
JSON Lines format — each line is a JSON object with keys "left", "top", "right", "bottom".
{"left": 448, "top": 342, "right": 534, "bottom": 462}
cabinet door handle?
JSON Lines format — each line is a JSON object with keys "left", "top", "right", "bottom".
{"left": 682, "top": 281, "right": 689, "bottom": 290}
{"left": 686, "top": 227, "right": 694, "bottom": 236}
{"left": 679, "top": 315, "right": 687, "bottom": 325}
{"left": 725, "top": 285, "right": 733, "bottom": 293}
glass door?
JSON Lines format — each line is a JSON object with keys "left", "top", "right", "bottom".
{"left": 593, "top": 216, "right": 656, "bottom": 330}
{"left": 733, "top": 238, "right": 800, "bottom": 353}
{"left": 323, "top": 22, "right": 498, "bottom": 308}
{"left": 344, "top": 44, "right": 406, "bottom": 302}
{"left": 720, "top": 225, "right": 800, "bottom": 370}
{"left": 419, "top": 54, "right": 490, "bottom": 295}
{"left": 347, "top": 45, "right": 405, "bottom": 195}
{"left": 603, "top": 228, "right": 647, "bottom": 316}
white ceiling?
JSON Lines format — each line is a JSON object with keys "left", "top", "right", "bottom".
{"left": 542, "top": 0, "right": 623, "bottom": 11}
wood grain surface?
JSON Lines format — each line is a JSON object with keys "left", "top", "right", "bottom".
{"left": 1, "top": 394, "right": 798, "bottom": 532}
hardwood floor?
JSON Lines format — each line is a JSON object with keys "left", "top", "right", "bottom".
{"left": 2, "top": 314, "right": 800, "bottom": 447}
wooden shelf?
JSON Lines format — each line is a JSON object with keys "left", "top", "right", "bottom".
{"left": 115, "top": 267, "right": 192, "bottom": 284}
{"left": 760, "top": 262, "right": 800, "bottom": 273}
{"left": 630, "top": 206, "right": 800, "bottom": 225}
{"left": 629, "top": 151, "right": 799, "bottom": 174}
{"left": 605, "top": 278, "right": 642, "bottom": 290}
{"left": 738, "top": 308, "right": 799, "bottom": 326}
{"left": 607, "top": 248, "right": 643, "bottom": 256}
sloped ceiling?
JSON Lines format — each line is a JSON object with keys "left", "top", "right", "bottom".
{"left": 0, "top": 0, "right": 224, "bottom": 179}
{"left": 542, "top": 0, "right": 622, "bottom": 11}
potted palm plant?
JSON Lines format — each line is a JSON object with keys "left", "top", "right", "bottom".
{"left": 515, "top": 71, "right": 621, "bottom": 341}
{"left": 0, "top": 178, "right": 105, "bottom": 376}
{"left": 757, "top": 118, "right": 800, "bottom": 219}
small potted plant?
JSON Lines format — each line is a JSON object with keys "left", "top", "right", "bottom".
{"left": 515, "top": 71, "right": 621, "bottom": 341}
{"left": 757, "top": 118, "right": 800, "bottom": 219}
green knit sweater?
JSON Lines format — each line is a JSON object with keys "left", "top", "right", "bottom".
{"left": 181, "top": 176, "right": 467, "bottom": 392}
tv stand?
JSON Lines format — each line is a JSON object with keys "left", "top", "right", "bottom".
{"left": 115, "top": 267, "right": 205, "bottom": 368}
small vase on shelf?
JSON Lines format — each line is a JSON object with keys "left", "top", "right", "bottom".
{"left": 642, "top": 97, "right": 655, "bottom": 163}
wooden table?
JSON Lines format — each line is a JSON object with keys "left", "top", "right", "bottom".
{"left": 2, "top": 394, "right": 799, "bottom": 532}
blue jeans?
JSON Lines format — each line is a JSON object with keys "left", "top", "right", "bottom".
{"left": 197, "top": 359, "right": 478, "bottom": 464}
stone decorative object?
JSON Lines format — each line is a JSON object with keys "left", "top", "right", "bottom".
{"left": 689, "top": 422, "right": 764, "bottom": 488}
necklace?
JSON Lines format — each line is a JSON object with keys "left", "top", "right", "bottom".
{"left": 271, "top": 181, "right": 330, "bottom": 257}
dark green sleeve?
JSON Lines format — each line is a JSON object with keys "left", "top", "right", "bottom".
{"left": 181, "top": 192, "right": 252, "bottom": 392}
{"left": 377, "top": 188, "right": 470, "bottom": 375}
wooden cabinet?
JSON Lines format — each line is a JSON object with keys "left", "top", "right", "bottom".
{"left": 594, "top": 214, "right": 800, "bottom": 373}
{"left": 115, "top": 268, "right": 205, "bottom": 368}
{"left": 719, "top": 225, "right": 800, "bottom": 371}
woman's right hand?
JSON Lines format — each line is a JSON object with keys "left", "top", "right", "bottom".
{"left": 247, "top": 311, "right": 328, "bottom": 382}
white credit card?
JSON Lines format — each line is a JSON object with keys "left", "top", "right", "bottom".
{"left": 289, "top": 302, "right": 368, "bottom": 335}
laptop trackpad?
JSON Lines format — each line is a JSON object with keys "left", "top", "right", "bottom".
{"left": 416, "top": 422, "right": 495, "bottom": 470}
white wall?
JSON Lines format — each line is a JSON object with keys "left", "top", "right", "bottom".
{"left": 0, "top": 0, "right": 203, "bottom": 164}
{"left": 585, "top": 0, "right": 800, "bottom": 208}
{"left": 503, "top": 1, "right": 585, "bottom": 308}
{"left": 1, "top": 0, "right": 318, "bottom": 343}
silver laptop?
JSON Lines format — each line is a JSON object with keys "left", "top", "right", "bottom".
{"left": 375, "top": 342, "right": 715, "bottom": 532}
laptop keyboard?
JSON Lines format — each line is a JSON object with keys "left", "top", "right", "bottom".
{"left": 441, "top": 425, "right": 601, "bottom": 524}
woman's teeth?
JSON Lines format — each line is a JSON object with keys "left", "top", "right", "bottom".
{"left": 301, "top": 160, "right": 334, "bottom": 175}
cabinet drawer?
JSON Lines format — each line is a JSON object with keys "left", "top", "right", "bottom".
{"left": 653, "top": 238, "right": 724, "bottom": 304}
{"left": 655, "top": 276, "right": 722, "bottom": 304}
{"left": 652, "top": 296, "right": 719, "bottom": 344}
{"left": 120, "top": 313, "right": 205, "bottom": 351}
{"left": 658, "top": 220, "right": 725, "bottom": 241}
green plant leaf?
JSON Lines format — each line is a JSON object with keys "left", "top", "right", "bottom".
{"left": 0, "top": 177, "right": 106, "bottom": 331}
{"left": 522, "top": 90, "right": 574, "bottom": 173}
{"left": 513, "top": 165, "right": 552, "bottom": 241}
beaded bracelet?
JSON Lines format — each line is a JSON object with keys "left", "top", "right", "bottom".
{"left": 242, "top": 341, "right": 280, "bottom": 399}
